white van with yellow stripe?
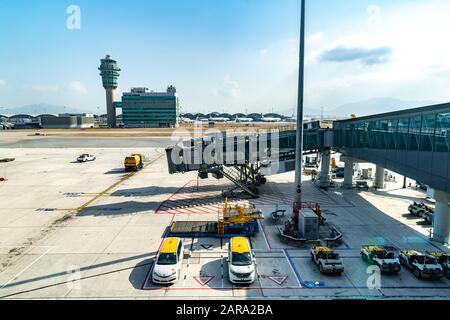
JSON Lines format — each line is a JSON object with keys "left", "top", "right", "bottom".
{"left": 152, "top": 237, "right": 184, "bottom": 284}
{"left": 227, "top": 237, "right": 256, "bottom": 284}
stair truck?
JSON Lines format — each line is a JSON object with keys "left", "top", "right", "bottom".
{"left": 399, "top": 250, "right": 443, "bottom": 279}
{"left": 429, "top": 252, "right": 450, "bottom": 278}
{"left": 168, "top": 200, "right": 264, "bottom": 238}
{"left": 310, "top": 246, "right": 344, "bottom": 275}
{"left": 124, "top": 154, "right": 145, "bottom": 172}
{"left": 360, "top": 246, "right": 401, "bottom": 273}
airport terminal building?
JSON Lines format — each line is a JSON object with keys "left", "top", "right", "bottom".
{"left": 113, "top": 86, "right": 179, "bottom": 128}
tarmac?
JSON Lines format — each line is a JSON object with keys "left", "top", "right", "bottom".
{"left": 0, "top": 130, "right": 449, "bottom": 299}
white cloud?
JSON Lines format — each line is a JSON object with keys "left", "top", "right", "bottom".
{"left": 308, "top": 32, "right": 324, "bottom": 43}
{"left": 24, "top": 84, "right": 59, "bottom": 92}
{"left": 319, "top": 45, "right": 393, "bottom": 65}
{"left": 67, "top": 81, "right": 87, "bottom": 94}
{"left": 0, "top": 79, "right": 6, "bottom": 87}
{"left": 260, "top": 48, "right": 268, "bottom": 56}
{"left": 303, "top": 1, "right": 450, "bottom": 109}
{"left": 213, "top": 74, "right": 240, "bottom": 98}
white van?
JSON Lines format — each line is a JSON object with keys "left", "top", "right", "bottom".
{"left": 152, "top": 237, "right": 184, "bottom": 284}
{"left": 227, "top": 237, "right": 256, "bottom": 284}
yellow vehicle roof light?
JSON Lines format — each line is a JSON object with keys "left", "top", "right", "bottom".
{"left": 231, "top": 237, "right": 249, "bottom": 253}
{"left": 161, "top": 237, "right": 179, "bottom": 253}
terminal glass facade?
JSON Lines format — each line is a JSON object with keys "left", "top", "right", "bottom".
{"left": 334, "top": 105, "right": 450, "bottom": 154}
{"left": 117, "top": 87, "right": 179, "bottom": 128}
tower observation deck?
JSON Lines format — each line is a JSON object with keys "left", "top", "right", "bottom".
{"left": 99, "top": 54, "right": 121, "bottom": 127}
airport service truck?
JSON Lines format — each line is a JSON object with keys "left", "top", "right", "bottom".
{"left": 430, "top": 252, "right": 450, "bottom": 278}
{"left": 360, "top": 246, "right": 401, "bottom": 273}
{"left": 399, "top": 250, "right": 443, "bottom": 279}
{"left": 124, "top": 154, "right": 145, "bottom": 172}
{"left": 310, "top": 246, "right": 344, "bottom": 275}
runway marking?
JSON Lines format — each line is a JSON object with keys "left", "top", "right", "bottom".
{"left": 1, "top": 247, "right": 52, "bottom": 290}
{"left": 264, "top": 275, "right": 288, "bottom": 286}
{"left": 283, "top": 249, "right": 303, "bottom": 288}
{"left": 56, "top": 151, "right": 164, "bottom": 213}
{"left": 193, "top": 275, "right": 215, "bottom": 286}
{"left": 258, "top": 220, "right": 271, "bottom": 250}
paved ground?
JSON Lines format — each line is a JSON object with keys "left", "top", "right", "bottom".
{"left": 0, "top": 133, "right": 449, "bottom": 299}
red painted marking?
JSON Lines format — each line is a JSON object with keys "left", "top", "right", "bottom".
{"left": 265, "top": 276, "right": 288, "bottom": 286}
{"left": 193, "top": 275, "right": 215, "bottom": 286}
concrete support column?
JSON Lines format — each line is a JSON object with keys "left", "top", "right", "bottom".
{"left": 319, "top": 148, "right": 331, "bottom": 188}
{"left": 374, "top": 165, "right": 385, "bottom": 189}
{"left": 106, "top": 88, "right": 116, "bottom": 128}
{"left": 432, "top": 190, "right": 450, "bottom": 244}
{"left": 343, "top": 159, "right": 354, "bottom": 189}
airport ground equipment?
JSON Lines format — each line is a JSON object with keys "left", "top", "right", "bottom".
{"left": 168, "top": 200, "right": 264, "bottom": 238}
{"left": 334, "top": 167, "right": 344, "bottom": 178}
{"left": 310, "top": 246, "right": 344, "bottom": 275}
{"left": 271, "top": 209, "right": 286, "bottom": 224}
{"left": 360, "top": 246, "right": 401, "bottom": 273}
{"left": 399, "top": 250, "right": 443, "bottom": 279}
{"left": 279, "top": 202, "right": 324, "bottom": 243}
{"left": 408, "top": 202, "right": 427, "bottom": 217}
{"left": 429, "top": 252, "right": 450, "bottom": 278}
{"left": 124, "top": 154, "right": 145, "bottom": 171}
{"left": 77, "top": 154, "right": 96, "bottom": 162}
{"left": 355, "top": 181, "right": 369, "bottom": 190}
{"left": 422, "top": 210, "right": 433, "bottom": 224}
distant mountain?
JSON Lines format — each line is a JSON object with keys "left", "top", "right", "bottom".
{"left": 0, "top": 104, "right": 86, "bottom": 115}
{"left": 327, "top": 97, "right": 440, "bottom": 117}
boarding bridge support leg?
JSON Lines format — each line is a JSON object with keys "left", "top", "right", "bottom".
{"left": 343, "top": 158, "right": 354, "bottom": 189}
{"left": 374, "top": 165, "right": 385, "bottom": 189}
{"left": 319, "top": 148, "right": 331, "bottom": 188}
{"left": 432, "top": 190, "right": 450, "bottom": 244}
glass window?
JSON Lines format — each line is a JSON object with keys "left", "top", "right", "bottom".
{"left": 387, "top": 119, "right": 398, "bottom": 149}
{"left": 435, "top": 113, "right": 450, "bottom": 152}
{"left": 420, "top": 114, "right": 436, "bottom": 152}
{"left": 157, "top": 253, "right": 177, "bottom": 265}
{"left": 397, "top": 117, "right": 409, "bottom": 150}
{"left": 408, "top": 116, "right": 421, "bottom": 151}
{"left": 231, "top": 252, "right": 252, "bottom": 266}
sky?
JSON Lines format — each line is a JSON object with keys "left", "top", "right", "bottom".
{"left": 0, "top": 0, "right": 450, "bottom": 115}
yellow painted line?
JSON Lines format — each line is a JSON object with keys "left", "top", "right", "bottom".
{"left": 61, "top": 151, "right": 164, "bottom": 213}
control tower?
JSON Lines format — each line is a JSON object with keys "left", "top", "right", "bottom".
{"left": 98, "top": 54, "right": 121, "bottom": 128}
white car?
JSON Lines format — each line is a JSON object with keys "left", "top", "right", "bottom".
{"left": 227, "top": 237, "right": 256, "bottom": 284}
{"left": 152, "top": 237, "right": 184, "bottom": 284}
{"left": 77, "top": 154, "right": 96, "bottom": 162}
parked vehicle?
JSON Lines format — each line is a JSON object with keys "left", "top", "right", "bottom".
{"left": 360, "top": 245, "right": 401, "bottom": 273}
{"left": 429, "top": 252, "right": 450, "bottom": 278}
{"left": 124, "top": 154, "right": 145, "bottom": 171}
{"left": 408, "top": 202, "right": 424, "bottom": 216}
{"left": 227, "top": 237, "right": 256, "bottom": 284}
{"left": 77, "top": 154, "right": 96, "bottom": 162}
{"left": 335, "top": 167, "right": 345, "bottom": 178}
{"left": 422, "top": 210, "right": 433, "bottom": 224}
{"left": 152, "top": 237, "right": 184, "bottom": 284}
{"left": 399, "top": 250, "right": 443, "bottom": 279}
{"left": 310, "top": 246, "right": 344, "bottom": 275}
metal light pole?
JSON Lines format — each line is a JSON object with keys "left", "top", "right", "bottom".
{"left": 294, "top": 0, "right": 306, "bottom": 203}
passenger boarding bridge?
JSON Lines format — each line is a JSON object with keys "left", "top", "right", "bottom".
{"left": 165, "top": 102, "right": 450, "bottom": 243}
